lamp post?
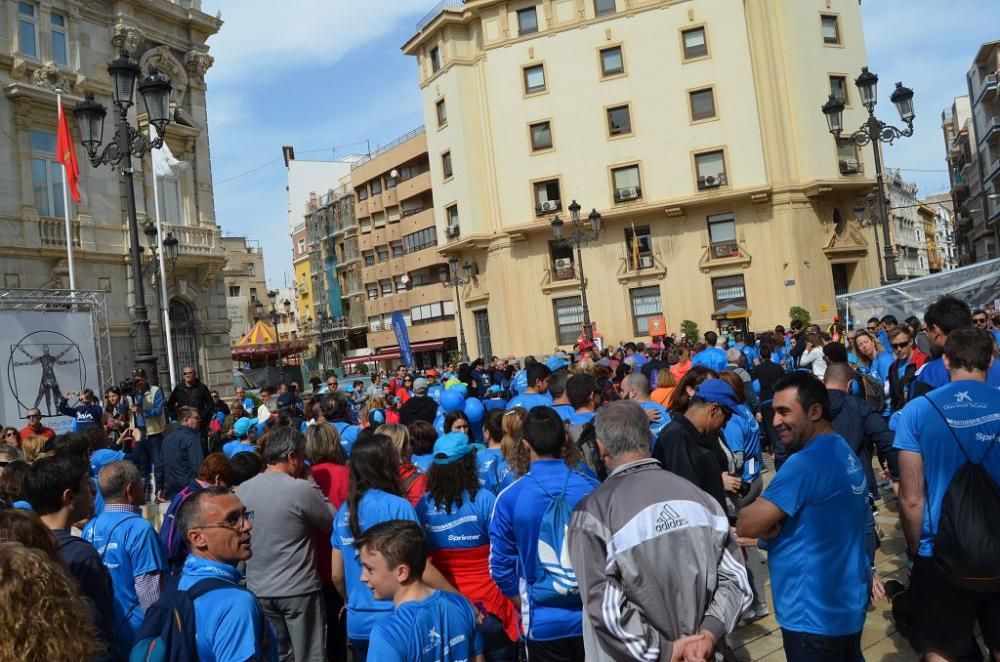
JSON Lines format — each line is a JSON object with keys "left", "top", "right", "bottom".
{"left": 74, "top": 50, "right": 172, "bottom": 382}
{"left": 551, "top": 200, "right": 601, "bottom": 341}
{"left": 822, "top": 66, "right": 915, "bottom": 284}
{"left": 444, "top": 256, "right": 473, "bottom": 363}
{"left": 142, "top": 221, "right": 169, "bottom": 385}
{"left": 853, "top": 192, "right": 885, "bottom": 285}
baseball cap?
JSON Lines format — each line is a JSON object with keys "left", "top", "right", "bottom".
{"left": 90, "top": 448, "right": 125, "bottom": 478}
{"left": 432, "top": 432, "right": 484, "bottom": 465}
{"left": 412, "top": 378, "right": 429, "bottom": 394}
{"left": 424, "top": 369, "right": 440, "bottom": 378}
{"left": 276, "top": 392, "right": 296, "bottom": 411}
{"left": 545, "top": 354, "right": 570, "bottom": 372}
{"left": 695, "top": 379, "right": 741, "bottom": 411}
{"left": 233, "top": 417, "right": 254, "bottom": 438}
{"left": 367, "top": 408, "right": 386, "bottom": 426}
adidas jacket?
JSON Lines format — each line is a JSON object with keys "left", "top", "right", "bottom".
{"left": 567, "top": 458, "right": 752, "bottom": 661}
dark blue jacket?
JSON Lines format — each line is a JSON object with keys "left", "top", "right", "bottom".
{"left": 161, "top": 425, "right": 204, "bottom": 499}
{"left": 828, "top": 389, "right": 898, "bottom": 497}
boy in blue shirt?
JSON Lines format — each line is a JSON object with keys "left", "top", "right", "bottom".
{"left": 507, "top": 363, "right": 553, "bottom": 411}
{"left": 359, "top": 519, "right": 484, "bottom": 662}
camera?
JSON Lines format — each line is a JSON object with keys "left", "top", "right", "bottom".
{"left": 118, "top": 377, "right": 136, "bottom": 400}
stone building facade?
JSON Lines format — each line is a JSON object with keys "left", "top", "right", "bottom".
{"left": 0, "top": 0, "right": 230, "bottom": 390}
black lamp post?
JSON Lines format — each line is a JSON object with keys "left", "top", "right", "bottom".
{"left": 853, "top": 192, "right": 886, "bottom": 284}
{"left": 444, "top": 256, "right": 473, "bottom": 363}
{"left": 822, "top": 66, "right": 915, "bottom": 284}
{"left": 551, "top": 200, "right": 601, "bottom": 341}
{"left": 142, "top": 221, "right": 170, "bottom": 384}
{"left": 74, "top": 50, "right": 173, "bottom": 381}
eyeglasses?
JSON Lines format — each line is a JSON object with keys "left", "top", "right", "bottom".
{"left": 192, "top": 510, "right": 253, "bottom": 532}
{"left": 891, "top": 342, "right": 911, "bottom": 350}
{"left": 973, "top": 318, "right": 988, "bottom": 326}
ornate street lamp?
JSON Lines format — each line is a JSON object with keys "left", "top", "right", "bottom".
{"left": 550, "top": 199, "right": 601, "bottom": 341}
{"left": 444, "top": 256, "right": 474, "bottom": 363}
{"left": 73, "top": 50, "right": 173, "bottom": 381}
{"left": 822, "top": 66, "right": 915, "bottom": 283}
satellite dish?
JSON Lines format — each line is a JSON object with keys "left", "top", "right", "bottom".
{"left": 390, "top": 169, "right": 399, "bottom": 179}
{"left": 400, "top": 274, "right": 410, "bottom": 284}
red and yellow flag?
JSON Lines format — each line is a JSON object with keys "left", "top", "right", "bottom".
{"left": 56, "top": 97, "right": 81, "bottom": 203}
{"left": 630, "top": 221, "right": 641, "bottom": 268}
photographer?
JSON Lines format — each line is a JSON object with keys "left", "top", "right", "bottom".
{"left": 130, "top": 369, "right": 165, "bottom": 500}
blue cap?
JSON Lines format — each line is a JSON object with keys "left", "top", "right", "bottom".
{"left": 545, "top": 355, "right": 570, "bottom": 372}
{"left": 368, "top": 409, "right": 386, "bottom": 426}
{"left": 695, "top": 379, "right": 741, "bottom": 411}
{"left": 487, "top": 384, "right": 503, "bottom": 395}
{"left": 90, "top": 448, "right": 125, "bottom": 477}
{"left": 432, "top": 432, "right": 484, "bottom": 465}
{"left": 233, "top": 417, "right": 254, "bottom": 438}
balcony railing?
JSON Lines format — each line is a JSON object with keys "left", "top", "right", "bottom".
{"left": 709, "top": 240, "right": 741, "bottom": 260}
{"left": 164, "top": 223, "right": 220, "bottom": 256}
{"left": 38, "top": 217, "right": 80, "bottom": 247}
{"left": 350, "top": 125, "right": 426, "bottom": 171}
{"left": 416, "top": 0, "right": 463, "bottom": 32}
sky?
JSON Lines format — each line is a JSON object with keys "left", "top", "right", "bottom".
{"left": 200, "top": 0, "right": 1000, "bottom": 288}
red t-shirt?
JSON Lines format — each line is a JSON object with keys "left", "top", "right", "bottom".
{"left": 398, "top": 463, "right": 426, "bottom": 507}
{"left": 19, "top": 425, "right": 56, "bottom": 443}
{"left": 310, "top": 462, "right": 349, "bottom": 586}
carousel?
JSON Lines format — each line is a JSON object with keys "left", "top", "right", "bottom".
{"left": 231, "top": 320, "right": 309, "bottom": 386}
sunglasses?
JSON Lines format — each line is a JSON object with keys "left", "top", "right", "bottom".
{"left": 891, "top": 342, "right": 910, "bottom": 350}
{"left": 973, "top": 318, "right": 988, "bottom": 325}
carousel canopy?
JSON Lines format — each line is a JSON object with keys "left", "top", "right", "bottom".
{"left": 231, "top": 320, "right": 308, "bottom": 361}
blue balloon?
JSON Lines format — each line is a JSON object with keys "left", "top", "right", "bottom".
{"left": 429, "top": 384, "right": 443, "bottom": 403}
{"left": 440, "top": 388, "right": 465, "bottom": 413}
{"left": 463, "top": 397, "right": 485, "bottom": 424}
{"left": 433, "top": 409, "right": 446, "bottom": 435}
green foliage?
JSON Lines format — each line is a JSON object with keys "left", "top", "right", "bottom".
{"left": 789, "top": 306, "right": 811, "bottom": 326}
{"left": 680, "top": 320, "right": 699, "bottom": 344}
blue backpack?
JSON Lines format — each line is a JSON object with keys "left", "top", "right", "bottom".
{"left": 159, "top": 483, "right": 202, "bottom": 573}
{"left": 129, "top": 575, "right": 230, "bottom": 662}
{"left": 527, "top": 470, "right": 580, "bottom": 607}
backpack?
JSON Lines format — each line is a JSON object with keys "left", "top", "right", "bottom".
{"left": 853, "top": 372, "right": 887, "bottom": 414}
{"left": 129, "top": 575, "right": 231, "bottom": 662}
{"left": 159, "top": 483, "right": 202, "bottom": 573}
{"left": 526, "top": 470, "right": 580, "bottom": 607}
{"left": 924, "top": 396, "right": 1000, "bottom": 593}
{"left": 565, "top": 420, "right": 606, "bottom": 482}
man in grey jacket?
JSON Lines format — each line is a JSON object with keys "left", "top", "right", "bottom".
{"left": 567, "top": 400, "right": 753, "bottom": 661}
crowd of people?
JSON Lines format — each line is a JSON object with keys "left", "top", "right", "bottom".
{"left": 0, "top": 295, "right": 998, "bottom": 662}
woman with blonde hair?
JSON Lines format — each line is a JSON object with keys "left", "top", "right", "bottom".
{"left": 21, "top": 434, "right": 47, "bottom": 463}
{"left": 376, "top": 422, "right": 426, "bottom": 507}
{"left": 359, "top": 396, "right": 387, "bottom": 429}
{"left": 0, "top": 541, "right": 104, "bottom": 661}
{"left": 650, "top": 367, "right": 677, "bottom": 407}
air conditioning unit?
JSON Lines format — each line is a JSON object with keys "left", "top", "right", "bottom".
{"left": 713, "top": 244, "right": 738, "bottom": 259}
{"left": 839, "top": 158, "right": 862, "bottom": 174}
{"left": 698, "top": 173, "right": 725, "bottom": 190}
{"left": 540, "top": 199, "right": 560, "bottom": 213}
{"left": 554, "top": 257, "right": 572, "bottom": 271}
{"left": 638, "top": 254, "right": 654, "bottom": 268}
{"left": 617, "top": 186, "right": 639, "bottom": 201}
{"left": 446, "top": 224, "right": 461, "bottom": 238}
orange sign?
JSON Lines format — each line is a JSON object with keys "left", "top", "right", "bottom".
{"left": 647, "top": 316, "right": 667, "bottom": 337}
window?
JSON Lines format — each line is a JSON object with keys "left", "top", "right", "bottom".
{"left": 363, "top": 250, "right": 375, "bottom": 266}
{"left": 523, "top": 64, "right": 546, "bottom": 94}
{"left": 624, "top": 225, "right": 653, "bottom": 270}
{"left": 368, "top": 315, "right": 382, "bottom": 332}
{"left": 50, "top": 11, "right": 68, "bottom": 66}
{"left": 529, "top": 121, "right": 553, "bottom": 151}
{"left": 429, "top": 46, "right": 441, "bottom": 73}
{"left": 396, "top": 275, "right": 409, "bottom": 292}
{"left": 403, "top": 226, "right": 438, "bottom": 254}
{"left": 550, "top": 241, "right": 575, "bottom": 280}
{"left": 373, "top": 211, "right": 386, "bottom": 229}
{"left": 411, "top": 301, "right": 452, "bottom": 324}
{"left": 829, "top": 75, "right": 848, "bottom": 104}
{"left": 446, "top": 204, "right": 459, "bottom": 229}
{"left": 159, "top": 176, "right": 182, "bottom": 224}
{"left": 838, "top": 142, "right": 860, "bottom": 173}
{"left": 246, "top": 263, "right": 255, "bottom": 277}
{"left": 553, "top": 296, "right": 583, "bottom": 345}
{"left": 712, "top": 274, "right": 747, "bottom": 311}
{"left": 534, "top": 179, "right": 562, "bottom": 215}
{"left": 30, "top": 130, "right": 65, "bottom": 217}
{"left": 228, "top": 285, "right": 241, "bottom": 297}
{"left": 689, "top": 88, "right": 716, "bottom": 121}
{"left": 438, "top": 265, "right": 450, "bottom": 282}
{"left": 695, "top": 150, "right": 727, "bottom": 189}
{"left": 681, "top": 26, "right": 708, "bottom": 60}
{"left": 380, "top": 280, "right": 393, "bottom": 296}
{"left": 594, "top": 0, "right": 616, "bottom": 16}
{"left": 612, "top": 164, "right": 641, "bottom": 202}
{"left": 474, "top": 310, "right": 492, "bottom": 359}
{"left": 399, "top": 160, "right": 428, "bottom": 182}
{"left": 517, "top": 7, "right": 538, "bottom": 36}
{"left": 707, "top": 213, "right": 739, "bottom": 258}
{"left": 249, "top": 287, "right": 258, "bottom": 300}
{"left": 360, "top": 216, "right": 372, "bottom": 233}
{"left": 600, "top": 46, "right": 624, "bottom": 77}
{"left": 19, "top": 2, "right": 39, "bottom": 59}
{"left": 442, "top": 151, "right": 453, "bottom": 179}
{"left": 391, "top": 241, "right": 403, "bottom": 257}
{"left": 367, "top": 284, "right": 378, "bottom": 300}
{"left": 607, "top": 105, "right": 632, "bottom": 136}
{"left": 821, "top": 15, "right": 841, "bottom": 45}
{"left": 369, "top": 179, "right": 382, "bottom": 196}
{"left": 377, "top": 245, "right": 389, "bottom": 262}
{"left": 630, "top": 286, "right": 662, "bottom": 336}
{"left": 357, "top": 186, "right": 368, "bottom": 201}
{"left": 436, "top": 99, "right": 447, "bottom": 127}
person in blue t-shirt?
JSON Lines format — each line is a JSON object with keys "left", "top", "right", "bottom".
{"left": 331, "top": 433, "right": 457, "bottom": 662}
{"left": 895, "top": 328, "right": 1000, "bottom": 659}
{"left": 915, "top": 297, "right": 1000, "bottom": 398}
{"left": 620, "top": 373, "right": 669, "bottom": 438}
{"left": 223, "top": 417, "right": 256, "bottom": 458}
{"left": 83, "top": 460, "right": 168, "bottom": 656}
{"left": 506, "top": 364, "right": 553, "bottom": 411}
{"left": 691, "top": 331, "right": 729, "bottom": 373}
{"left": 737, "top": 373, "right": 870, "bottom": 662}
{"left": 548, "top": 370, "right": 575, "bottom": 421}
{"left": 360, "top": 520, "right": 484, "bottom": 662}
{"left": 176, "top": 486, "right": 278, "bottom": 662}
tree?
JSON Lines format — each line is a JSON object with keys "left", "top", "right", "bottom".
{"left": 680, "top": 320, "right": 699, "bottom": 345}
{"left": 789, "top": 306, "right": 811, "bottom": 326}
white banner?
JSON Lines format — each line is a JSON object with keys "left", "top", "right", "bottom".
{"left": 1, "top": 310, "right": 100, "bottom": 434}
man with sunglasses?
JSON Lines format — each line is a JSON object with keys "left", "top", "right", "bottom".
{"left": 913, "top": 296, "right": 1000, "bottom": 398}
{"left": 167, "top": 366, "right": 214, "bottom": 446}
{"left": 176, "top": 486, "right": 277, "bottom": 661}
{"left": 653, "top": 379, "right": 740, "bottom": 513}
{"left": 887, "top": 328, "right": 928, "bottom": 414}
{"left": 18, "top": 407, "right": 55, "bottom": 443}
{"left": 973, "top": 308, "right": 1000, "bottom": 350}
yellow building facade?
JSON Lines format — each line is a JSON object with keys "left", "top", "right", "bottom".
{"left": 404, "top": 0, "right": 883, "bottom": 357}
{"left": 292, "top": 223, "right": 315, "bottom": 322}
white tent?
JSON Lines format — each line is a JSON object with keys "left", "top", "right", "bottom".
{"left": 836, "top": 258, "right": 1000, "bottom": 326}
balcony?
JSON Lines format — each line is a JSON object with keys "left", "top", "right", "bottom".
{"left": 163, "top": 223, "right": 221, "bottom": 257}
{"left": 976, "top": 72, "right": 999, "bottom": 104}
{"left": 416, "top": 0, "right": 463, "bottom": 31}
{"left": 839, "top": 158, "right": 864, "bottom": 175}
{"left": 613, "top": 186, "right": 642, "bottom": 203}
{"left": 396, "top": 171, "right": 432, "bottom": 202}
{"left": 981, "top": 115, "right": 1000, "bottom": 146}
{"left": 699, "top": 240, "right": 751, "bottom": 273}
{"left": 38, "top": 217, "right": 80, "bottom": 248}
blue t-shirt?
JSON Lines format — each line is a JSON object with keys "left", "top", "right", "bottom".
{"left": 367, "top": 590, "right": 484, "bottom": 662}
{"left": 723, "top": 405, "right": 761, "bottom": 482}
{"left": 417, "top": 488, "right": 496, "bottom": 549}
{"left": 691, "top": 346, "right": 727, "bottom": 373}
{"left": 507, "top": 393, "right": 553, "bottom": 411}
{"left": 893, "top": 381, "right": 1000, "bottom": 557}
{"left": 223, "top": 439, "right": 256, "bottom": 458}
{"left": 552, "top": 403, "right": 575, "bottom": 421}
{"left": 333, "top": 421, "right": 361, "bottom": 456}
{"left": 177, "top": 556, "right": 278, "bottom": 662}
{"left": 486, "top": 457, "right": 516, "bottom": 494}
{"left": 483, "top": 397, "right": 508, "bottom": 412}
{"left": 566, "top": 411, "right": 595, "bottom": 426}
{"left": 761, "top": 433, "right": 870, "bottom": 636}
{"left": 331, "top": 489, "right": 419, "bottom": 639}
{"left": 639, "top": 400, "right": 670, "bottom": 437}
{"left": 412, "top": 453, "right": 435, "bottom": 473}
{"left": 83, "top": 510, "right": 168, "bottom": 653}
{"left": 917, "top": 357, "right": 1000, "bottom": 392}
{"left": 475, "top": 448, "right": 504, "bottom": 489}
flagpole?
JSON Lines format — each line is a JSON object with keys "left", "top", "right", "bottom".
{"left": 57, "top": 93, "right": 76, "bottom": 291}
{"left": 150, "top": 128, "right": 177, "bottom": 391}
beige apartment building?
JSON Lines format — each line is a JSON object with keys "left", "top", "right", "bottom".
{"left": 404, "top": 0, "right": 883, "bottom": 356}
{"left": 344, "top": 129, "right": 459, "bottom": 368}
{"left": 221, "top": 236, "right": 267, "bottom": 344}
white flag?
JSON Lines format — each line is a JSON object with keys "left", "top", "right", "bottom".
{"left": 150, "top": 126, "right": 186, "bottom": 177}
